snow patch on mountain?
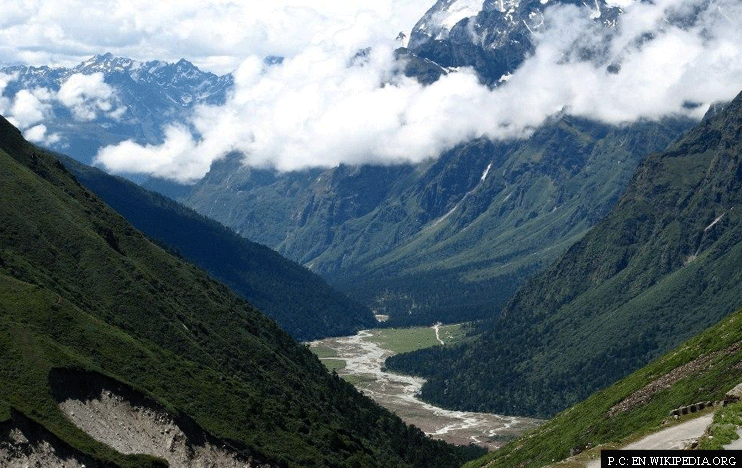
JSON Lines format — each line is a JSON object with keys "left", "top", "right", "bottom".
{"left": 480, "top": 162, "right": 492, "bottom": 181}
{"left": 433, "top": 0, "right": 485, "bottom": 31}
{"left": 412, "top": 0, "right": 488, "bottom": 45}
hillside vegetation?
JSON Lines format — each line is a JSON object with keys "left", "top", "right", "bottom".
{"left": 59, "top": 155, "right": 376, "bottom": 341}
{"left": 387, "top": 91, "right": 742, "bottom": 417}
{"left": 467, "top": 305, "right": 742, "bottom": 468}
{"left": 0, "top": 115, "right": 466, "bottom": 467}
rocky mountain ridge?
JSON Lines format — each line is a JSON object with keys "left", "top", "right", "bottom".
{"left": 3, "top": 53, "right": 232, "bottom": 106}
{"left": 184, "top": 116, "right": 692, "bottom": 325}
{"left": 404, "top": 0, "right": 620, "bottom": 84}
{"left": 1, "top": 53, "right": 232, "bottom": 165}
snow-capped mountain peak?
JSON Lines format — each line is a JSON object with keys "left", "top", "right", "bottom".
{"left": 411, "top": 0, "right": 487, "bottom": 47}
{"left": 406, "top": 0, "right": 620, "bottom": 85}
{"left": 76, "top": 53, "right": 136, "bottom": 74}
{"left": 436, "top": 0, "right": 485, "bottom": 30}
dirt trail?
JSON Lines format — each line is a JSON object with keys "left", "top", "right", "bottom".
{"left": 434, "top": 322, "right": 445, "bottom": 345}
{"left": 584, "top": 414, "right": 714, "bottom": 468}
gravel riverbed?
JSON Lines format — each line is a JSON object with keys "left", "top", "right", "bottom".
{"left": 310, "top": 329, "right": 542, "bottom": 450}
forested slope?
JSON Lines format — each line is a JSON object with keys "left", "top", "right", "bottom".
{"left": 469, "top": 305, "right": 742, "bottom": 468}
{"left": 387, "top": 91, "right": 742, "bottom": 417}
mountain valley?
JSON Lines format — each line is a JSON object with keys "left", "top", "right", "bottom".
{"left": 387, "top": 88, "right": 742, "bottom": 418}
{"left": 183, "top": 116, "right": 692, "bottom": 325}
{"left": 3, "top": 0, "right": 742, "bottom": 466}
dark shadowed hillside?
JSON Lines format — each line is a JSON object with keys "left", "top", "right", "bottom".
{"left": 59, "top": 155, "right": 376, "bottom": 341}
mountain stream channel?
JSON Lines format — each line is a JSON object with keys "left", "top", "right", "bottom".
{"left": 309, "top": 327, "right": 543, "bottom": 451}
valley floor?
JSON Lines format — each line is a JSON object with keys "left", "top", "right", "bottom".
{"left": 310, "top": 327, "right": 542, "bottom": 450}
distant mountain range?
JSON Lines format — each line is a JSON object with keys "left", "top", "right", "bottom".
{"left": 1, "top": 53, "right": 232, "bottom": 166}
{"left": 183, "top": 116, "right": 691, "bottom": 326}
{"left": 387, "top": 88, "right": 742, "bottom": 418}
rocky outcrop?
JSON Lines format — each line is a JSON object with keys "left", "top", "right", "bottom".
{"left": 725, "top": 382, "right": 742, "bottom": 403}
{"left": 58, "top": 390, "right": 267, "bottom": 468}
{"left": 608, "top": 346, "right": 726, "bottom": 417}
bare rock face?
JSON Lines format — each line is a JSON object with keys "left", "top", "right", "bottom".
{"left": 57, "top": 389, "right": 271, "bottom": 468}
{"left": 0, "top": 426, "right": 86, "bottom": 468}
{"left": 725, "top": 382, "right": 742, "bottom": 403}
{"left": 0, "top": 391, "right": 275, "bottom": 468}
{"left": 406, "top": 0, "right": 621, "bottom": 84}
{"left": 0, "top": 410, "right": 99, "bottom": 468}
{"left": 1, "top": 368, "right": 278, "bottom": 468}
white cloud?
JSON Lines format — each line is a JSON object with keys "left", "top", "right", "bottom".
{"left": 0, "top": 72, "right": 15, "bottom": 115}
{"left": 0, "top": 71, "right": 120, "bottom": 138}
{"left": 57, "top": 72, "right": 119, "bottom": 121}
{"left": 24, "top": 124, "right": 61, "bottom": 145}
{"left": 514, "top": 0, "right": 742, "bottom": 123}
{"left": 95, "top": 125, "right": 209, "bottom": 182}
{"left": 9, "top": 88, "right": 53, "bottom": 129}
{"left": 93, "top": 0, "right": 742, "bottom": 182}
{"left": 3, "top": 0, "right": 742, "bottom": 182}
{"left": 0, "top": 0, "right": 432, "bottom": 74}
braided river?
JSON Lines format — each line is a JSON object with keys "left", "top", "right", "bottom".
{"left": 309, "top": 328, "right": 542, "bottom": 450}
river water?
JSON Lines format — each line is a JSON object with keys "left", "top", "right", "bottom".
{"left": 309, "top": 329, "right": 542, "bottom": 450}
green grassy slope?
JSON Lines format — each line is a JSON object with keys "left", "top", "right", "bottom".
{"left": 467, "top": 305, "right": 742, "bottom": 468}
{"left": 58, "top": 155, "right": 376, "bottom": 341}
{"left": 386, "top": 92, "right": 742, "bottom": 416}
{"left": 0, "top": 115, "right": 466, "bottom": 468}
